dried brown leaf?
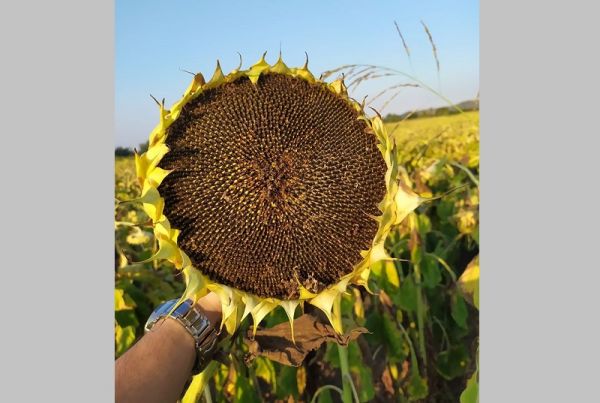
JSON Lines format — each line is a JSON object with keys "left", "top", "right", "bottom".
{"left": 244, "top": 312, "right": 368, "bottom": 367}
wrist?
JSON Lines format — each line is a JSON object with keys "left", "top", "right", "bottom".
{"left": 158, "top": 317, "right": 197, "bottom": 347}
{"left": 144, "top": 296, "right": 221, "bottom": 375}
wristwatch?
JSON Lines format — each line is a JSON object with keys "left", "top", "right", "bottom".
{"left": 144, "top": 298, "right": 219, "bottom": 374}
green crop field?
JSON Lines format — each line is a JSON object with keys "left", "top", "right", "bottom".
{"left": 115, "top": 111, "right": 479, "bottom": 402}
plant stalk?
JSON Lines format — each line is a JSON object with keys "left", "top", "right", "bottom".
{"left": 333, "top": 296, "right": 354, "bottom": 403}
{"left": 337, "top": 346, "right": 353, "bottom": 403}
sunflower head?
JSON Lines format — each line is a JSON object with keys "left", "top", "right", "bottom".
{"left": 131, "top": 53, "right": 422, "bottom": 336}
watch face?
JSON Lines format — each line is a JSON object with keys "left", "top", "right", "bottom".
{"left": 172, "top": 299, "right": 193, "bottom": 318}
{"left": 157, "top": 299, "right": 177, "bottom": 315}
{"left": 144, "top": 299, "right": 178, "bottom": 331}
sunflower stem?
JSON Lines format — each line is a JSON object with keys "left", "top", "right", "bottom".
{"left": 337, "top": 346, "right": 353, "bottom": 403}
{"left": 333, "top": 297, "right": 353, "bottom": 403}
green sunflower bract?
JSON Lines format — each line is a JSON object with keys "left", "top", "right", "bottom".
{"left": 130, "top": 53, "right": 423, "bottom": 337}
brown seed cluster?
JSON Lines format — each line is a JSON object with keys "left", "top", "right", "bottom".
{"left": 158, "top": 73, "right": 386, "bottom": 299}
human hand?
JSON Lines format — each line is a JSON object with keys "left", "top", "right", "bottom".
{"left": 194, "top": 292, "right": 222, "bottom": 329}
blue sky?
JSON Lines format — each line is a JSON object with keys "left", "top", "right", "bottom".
{"left": 116, "top": 0, "right": 479, "bottom": 147}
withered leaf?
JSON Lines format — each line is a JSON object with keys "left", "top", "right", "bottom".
{"left": 244, "top": 312, "right": 368, "bottom": 367}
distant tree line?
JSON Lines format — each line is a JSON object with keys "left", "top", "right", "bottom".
{"left": 115, "top": 141, "right": 149, "bottom": 157}
{"left": 383, "top": 99, "right": 479, "bottom": 123}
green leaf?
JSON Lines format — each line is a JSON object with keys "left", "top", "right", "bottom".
{"left": 421, "top": 254, "right": 442, "bottom": 288}
{"left": 115, "top": 309, "right": 139, "bottom": 328}
{"left": 115, "top": 324, "right": 136, "bottom": 357}
{"left": 460, "top": 369, "right": 479, "bottom": 403}
{"left": 396, "top": 276, "right": 417, "bottom": 312}
{"left": 451, "top": 293, "right": 469, "bottom": 329}
{"left": 418, "top": 214, "right": 432, "bottom": 236}
{"left": 364, "top": 311, "right": 384, "bottom": 345}
{"left": 325, "top": 342, "right": 340, "bottom": 368}
{"left": 471, "top": 225, "right": 479, "bottom": 245}
{"left": 181, "top": 361, "right": 219, "bottom": 403}
{"left": 119, "top": 284, "right": 153, "bottom": 319}
{"left": 407, "top": 371, "right": 429, "bottom": 401}
{"left": 382, "top": 312, "right": 409, "bottom": 363}
{"left": 235, "top": 375, "right": 261, "bottom": 403}
{"left": 383, "top": 261, "right": 401, "bottom": 288}
{"left": 347, "top": 343, "right": 375, "bottom": 402}
{"left": 254, "top": 357, "right": 276, "bottom": 393}
{"left": 410, "top": 243, "right": 423, "bottom": 265}
{"left": 115, "top": 289, "right": 137, "bottom": 310}
{"left": 276, "top": 365, "right": 298, "bottom": 399}
{"left": 263, "top": 304, "right": 289, "bottom": 328}
{"left": 372, "top": 260, "right": 400, "bottom": 291}
{"left": 435, "top": 345, "right": 469, "bottom": 380}
{"left": 436, "top": 199, "right": 455, "bottom": 221}
{"left": 341, "top": 291, "right": 354, "bottom": 313}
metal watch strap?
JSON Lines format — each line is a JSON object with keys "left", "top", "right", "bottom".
{"left": 144, "top": 299, "right": 219, "bottom": 374}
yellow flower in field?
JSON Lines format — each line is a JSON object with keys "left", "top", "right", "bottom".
{"left": 128, "top": 54, "right": 422, "bottom": 335}
{"left": 468, "top": 192, "right": 479, "bottom": 207}
{"left": 458, "top": 255, "right": 479, "bottom": 309}
{"left": 126, "top": 210, "right": 139, "bottom": 224}
{"left": 126, "top": 227, "right": 151, "bottom": 245}
{"left": 456, "top": 209, "right": 477, "bottom": 235}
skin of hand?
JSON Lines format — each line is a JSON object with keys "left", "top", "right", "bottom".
{"left": 115, "top": 292, "right": 223, "bottom": 403}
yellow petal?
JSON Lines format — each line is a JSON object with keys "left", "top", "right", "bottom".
{"left": 291, "top": 53, "right": 315, "bottom": 82}
{"left": 241, "top": 293, "right": 257, "bottom": 321}
{"left": 146, "top": 142, "right": 170, "bottom": 163}
{"left": 179, "top": 250, "right": 192, "bottom": 271}
{"left": 153, "top": 218, "right": 171, "bottom": 238}
{"left": 135, "top": 144, "right": 170, "bottom": 184}
{"left": 329, "top": 78, "right": 347, "bottom": 96}
{"left": 183, "top": 73, "right": 206, "bottom": 97}
{"left": 250, "top": 298, "right": 278, "bottom": 337}
{"left": 369, "top": 241, "right": 392, "bottom": 263}
{"left": 370, "top": 115, "right": 390, "bottom": 150}
{"left": 208, "top": 60, "right": 225, "bottom": 86}
{"left": 297, "top": 281, "right": 318, "bottom": 300}
{"left": 143, "top": 196, "right": 164, "bottom": 223}
{"left": 149, "top": 101, "right": 174, "bottom": 146}
{"left": 271, "top": 54, "right": 291, "bottom": 74}
{"left": 247, "top": 52, "right": 270, "bottom": 85}
{"left": 308, "top": 278, "right": 349, "bottom": 334}
{"left": 352, "top": 265, "right": 375, "bottom": 294}
{"left": 291, "top": 67, "right": 315, "bottom": 82}
{"left": 279, "top": 299, "right": 300, "bottom": 344}
{"left": 182, "top": 266, "right": 209, "bottom": 301}
{"left": 207, "top": 284, "right": 238, "bottom": 334}
{"left": 136, "top": 236, "right": 180, "bottom": 266}
{"left": 394, "top": 181, "right": 422, "bottom": 225}
{"left": 352, "top": 288, "right": 364, "bottom": 321}
{"left": 146, "top": 167, "right": 171, "bottom": 188}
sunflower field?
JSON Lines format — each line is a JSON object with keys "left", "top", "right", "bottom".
{"left": 115, "top": 110, "right": 479, "bottom": 402}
